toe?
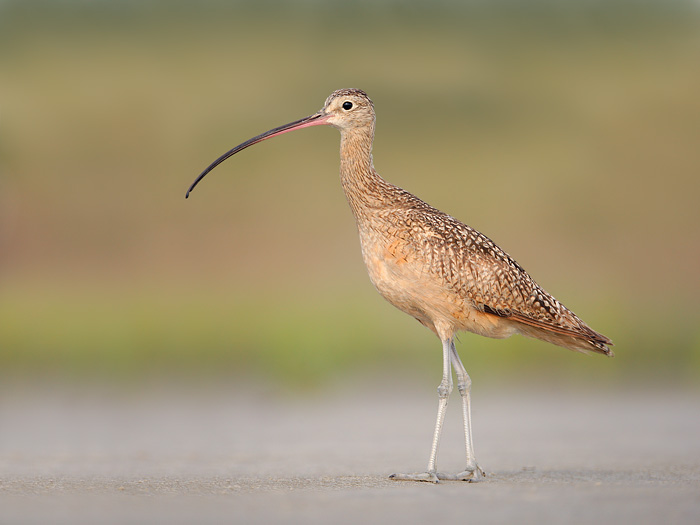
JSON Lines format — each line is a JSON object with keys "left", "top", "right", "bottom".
{"left": 389, "top": 471, "right": 439, "bottom": 483}
{"left": 436, "top": 465, "right": 485, "bottom": 482}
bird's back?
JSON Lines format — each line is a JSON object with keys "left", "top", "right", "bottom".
{"left": 355, "top": 181, "right": 613, "bottom": 356}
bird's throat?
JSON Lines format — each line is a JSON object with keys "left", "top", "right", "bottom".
{"left": 339, "top": 130, "right": 389, "bottom": 219}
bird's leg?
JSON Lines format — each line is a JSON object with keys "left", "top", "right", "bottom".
{"left": 390, "top": 338, "right": 453, "bottom": 483}
{"left": 437, "top": 342, "right": 485, "bottom": 482}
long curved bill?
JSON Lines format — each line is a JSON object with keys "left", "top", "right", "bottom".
{"left": 186, "top": 111, "right": 330, "bottom": 198}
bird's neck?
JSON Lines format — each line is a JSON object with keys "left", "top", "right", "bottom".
{"left": 338, "top": 127, "right": 390, "bottom": 220}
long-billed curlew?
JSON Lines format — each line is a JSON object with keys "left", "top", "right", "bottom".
{"left": 186, "top": 88, "right": 613, "bottom": 483}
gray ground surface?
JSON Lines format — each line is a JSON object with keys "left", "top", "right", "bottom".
{"left": 1, "top": 381, "right": 699, "bottom": 524}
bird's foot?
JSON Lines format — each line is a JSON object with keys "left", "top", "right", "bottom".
{"left": 389, "top": 470, "right": 440, "bottom": 483}
{"left": 436, "top": 463, "right": 485, "bottom": 482}
{"left": 389, "top": 464, "right": 485, "bottom": 483}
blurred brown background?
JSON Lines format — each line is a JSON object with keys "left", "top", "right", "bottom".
{"left": 1, "top": 0, "right": 699, "bottom": 391}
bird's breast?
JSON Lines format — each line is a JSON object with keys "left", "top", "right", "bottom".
{"left": 357, "top": 227, "right": 518, "bottom": 341}
{"left": 361, "top": 234, "right": 435, "bottom": 329}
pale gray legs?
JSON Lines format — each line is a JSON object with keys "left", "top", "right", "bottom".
{"left": 390, "top": 338, "right": 484, "bottom": 483}
{"left": 439, "top": 340, "right": 485, "bottom": 481}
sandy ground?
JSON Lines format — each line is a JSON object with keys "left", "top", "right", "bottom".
{"left": 1, "top": 381, "right": 699, "bottom": 524}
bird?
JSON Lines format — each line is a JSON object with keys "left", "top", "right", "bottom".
{"left": 186, "top": 88, "right": 613, "bottom": 483}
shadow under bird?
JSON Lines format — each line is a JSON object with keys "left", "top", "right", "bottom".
{"left": 186, "top": 88, "right": 613, "bottom": 483}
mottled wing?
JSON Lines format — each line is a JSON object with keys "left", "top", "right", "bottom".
{"left": 411, "top": 207, "right": 612, "bottom": 351}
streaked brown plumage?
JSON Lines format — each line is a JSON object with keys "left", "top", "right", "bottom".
{"left": 328, "top": 88, "right": 611, "bottom": 356}
{"left": 186, "top": 88, "right": 613, "bottom": 483}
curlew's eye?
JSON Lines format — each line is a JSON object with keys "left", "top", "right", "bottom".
{"left": 342, "top": 101, "right": 353, "bottom": 110}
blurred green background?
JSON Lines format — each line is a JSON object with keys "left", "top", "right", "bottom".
{"left": 1, "top": 0, "right": 698, "bottom": 391}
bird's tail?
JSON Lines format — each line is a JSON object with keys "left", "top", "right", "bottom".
{"left": 513, "top": 317, "right": 614, "bottom": 357}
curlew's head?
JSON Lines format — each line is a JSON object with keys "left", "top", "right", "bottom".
{"left": 185, "top": 88, "right": 374, "bottom": 198}
{"left": 322, "top": 88, "right": 375, "bottom": 130}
